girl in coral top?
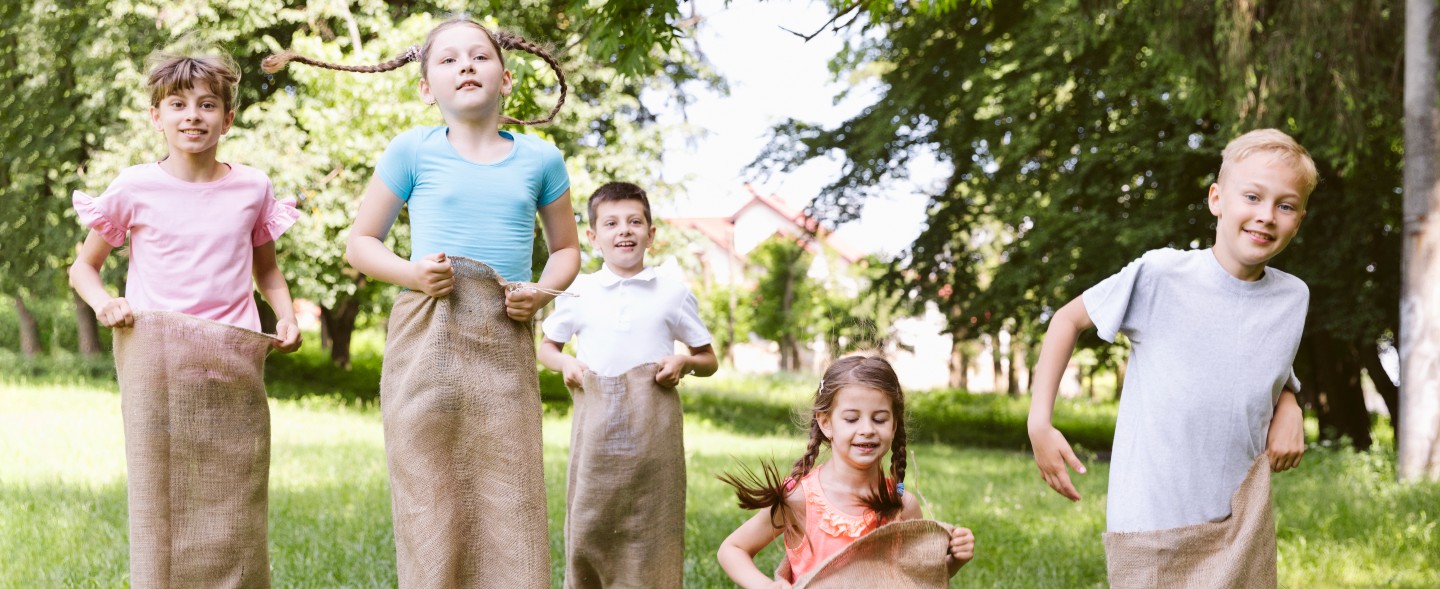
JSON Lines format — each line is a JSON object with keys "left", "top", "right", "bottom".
{"left": 717, "top": 356, "right": 975, "bottom": 588}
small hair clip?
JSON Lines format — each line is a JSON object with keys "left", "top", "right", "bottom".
{"left": 896, "top": 482, "right": 905, "bottom": 496}
{"left": 504, "top": 282, "right": 578, "bottom": 297}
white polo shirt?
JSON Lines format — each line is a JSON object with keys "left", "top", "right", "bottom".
{"left": 542, "top": 265, "right": 713, "bottom": 377}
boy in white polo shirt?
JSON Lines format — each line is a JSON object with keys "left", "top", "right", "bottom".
{"left": 540, "top": 181, "right": 718, "bottom": 589}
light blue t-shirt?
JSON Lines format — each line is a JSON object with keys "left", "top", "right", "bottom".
{"left": 377, "top": 126, "right": 569, "bottom": 282}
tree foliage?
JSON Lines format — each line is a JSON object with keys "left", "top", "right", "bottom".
{"left": 760, "top": 0, "right": 1404, "bottom": 446}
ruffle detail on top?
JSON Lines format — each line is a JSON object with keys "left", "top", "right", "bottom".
{"left": 803, "top": 475, "right": 879, "bottom": 539}
{"left": 252, "top": 196, "right": 300, "bottom": 245}
{"left": 72, "top": 190, "right": 127, "bottom": 247}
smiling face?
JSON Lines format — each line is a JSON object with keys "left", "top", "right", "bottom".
{"left": 587, "top": 199, "right": 655, "bottom": 277}
{"left": 816, "top": 385, "right": 897, "bottom": 474}
{"left": 149, "top": 83, "right": 234, "bottom": 159}
{"left": 418, "top": 23, "right": 512, "bottom": 120}
{"left": 1207, "top": 151, "right": 1309, "bottom": 280}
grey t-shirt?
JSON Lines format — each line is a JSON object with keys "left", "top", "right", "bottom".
{"left": 1083, "top": 248, "right": 1308, "bottom": 533}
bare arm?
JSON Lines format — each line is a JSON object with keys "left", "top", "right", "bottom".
{"left": 656, "top": 343, "right": 719, "bottom": 387}
{"left": 716, "top": 511, "right": 789, "bottom": 589}
{"left": 1027, "top": 295, "right": 1095, "bottom": 501}
{"left": 253, "top": 241, "right": 301, "bottom": 352}
{"left": 345, "top": 174, "right": 453, "bottom": 296}
{"left": 68, "top": 231, "right": 132, "bottom": 327}
{"left": 539, "top": 338, "right": 587, "bottom": 388}
{"left": 504, "top": 192, "right": 580, "bottom": 321}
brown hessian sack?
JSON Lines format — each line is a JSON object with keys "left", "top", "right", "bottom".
{"left": 564, "top": 364, "right": 686, "bottom": 588}
{"left": 775, "top": 519, "right": 955, "bottom": 589}
{"left": 1103, "top": 454, "right": 1277, "bottom": 589}
{"left": 380, "top": 257, "right": 550, "bottom": 589}
{"left": 114, "top": 310, "right": 276, "bottom": 589}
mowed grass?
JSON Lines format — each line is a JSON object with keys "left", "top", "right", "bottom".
{"left": 3, "top": 377, "right": 1438, "bottom": 588}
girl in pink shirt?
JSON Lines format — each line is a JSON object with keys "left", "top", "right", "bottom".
{"left": 69, "top": 52, "right": 301, "bottom": 349}
{"left": 717, "top": 356, "right": 976, "bottom": 588}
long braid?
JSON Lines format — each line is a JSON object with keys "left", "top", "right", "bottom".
{"left": 261, "top": 46, "right": 419, "bottom": 75}
{"left": 259, "top": 20, "right": 567, "bottom": 126}
{"left": 491, "top": 31, "right": 568, "bottom": 126}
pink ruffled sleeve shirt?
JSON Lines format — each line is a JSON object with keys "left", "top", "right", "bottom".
{"left": 72, "top": 162, "right": 300, "bottom": 332}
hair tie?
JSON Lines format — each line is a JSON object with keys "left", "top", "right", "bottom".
{"left": 404, "top": 45, "right": 420, "bottom": 63}
{"left": 896, "top": 482, "right": 905, "bottom": 496}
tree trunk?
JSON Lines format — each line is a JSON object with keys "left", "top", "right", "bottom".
{"left": 1308, "top": 334, "right": 1373, "bottom": 451}
{"left": 14, "top": 295, "right": 41, "bottom": 357}
{"left": 1007, "top": 332, "right": 1021, "bottom": 396}
{"left": 72, "top": 288, "right": 101, "bottom": 356}
{"left": 1400, "top": 0, "right": 1440, "bottom": 481}
{"left": 949, "top": 333, "right": 969, "bottom": 391}
{"left": 991, "top": 330, "right": 1005, "bottom": 393}
{"left": 1115, "top": 356, "right": 1127, "bottom": 401}
{"left": 320, "top": 298, "right": 361, "bottom": 369}
{"left": 1363, "top": 344, "right": 1401, "bottom": 425}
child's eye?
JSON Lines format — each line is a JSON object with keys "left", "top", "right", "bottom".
{"left": 1244, "top": 193, "right": 1260, "bottom": 202}
{"left": 441, "top": 57, "right": 455, "bottom": 64}
{"left": 1278, "top": 203, "right": 1296, "bottom": 213}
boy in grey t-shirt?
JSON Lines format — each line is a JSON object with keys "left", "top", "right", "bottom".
{"left": 1027, "top": 129, "right": 1316, "bottom": 576}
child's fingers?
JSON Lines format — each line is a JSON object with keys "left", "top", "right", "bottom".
{"left": 1061, "top": 444, "right": 1087, "bottom": 475}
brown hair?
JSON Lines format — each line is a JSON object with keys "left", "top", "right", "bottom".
{"left": 261, "top": 18, "right": 566, "bottom": 126}
{"left": 587, "top": 182, "right": 652, "bottom": 225}
{"left": 147, "top": 52, "right": 242, "bottom": 113}
{"left": 1218, "top": 128, "right": 1319, "bottom": 198}
{"left": 717, "top": 356, "right": 909, "bottom": 536}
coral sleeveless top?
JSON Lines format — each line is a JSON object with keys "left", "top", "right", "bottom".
{"left": 783, "top": 469, "right": 882, "bottom": 579}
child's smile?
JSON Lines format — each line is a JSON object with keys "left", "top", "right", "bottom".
{"left": 819, "top": 385, "right": 896, "bottom": 472}
{"left": 588, "top": 199, "right": 654, "bottom": 278}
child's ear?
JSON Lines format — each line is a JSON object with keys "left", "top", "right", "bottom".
{"left": 221, "top": 110, "right": 235, "bottom": 135}
{"left": 418, "top": 78, "right": 436, "bottom": 105}
{"left": 1207, "top": 183, "right": 1222, "bottom": 217}
{"left": 585, "top": 227, "right": 596, "bottom": 246}
{"left": 149, "top": 106, "right": 162, "bottom": 132}
{"left": 816, "top": 412, "right": 832, "bottom": 440}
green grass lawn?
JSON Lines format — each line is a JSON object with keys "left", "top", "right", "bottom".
{"left": 2, "top": 376, "right": 1437, "bottom": 588}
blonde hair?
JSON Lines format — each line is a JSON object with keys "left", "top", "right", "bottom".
{"left": 1218, "top": 129, "right": 1319, "bottom": 197}
{"left": 147, "top": 52, "right": 242, "bottom": 113}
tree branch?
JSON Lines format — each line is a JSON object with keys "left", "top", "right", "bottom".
{"left": 779, "top": 2, "right": 864, "bottom": 42}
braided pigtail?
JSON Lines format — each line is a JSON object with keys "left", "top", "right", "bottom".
{"left": 717, "top": 392, "right": 829, "bottom": 537}
{"left": 261, "top": 45, "right": 419, "bottom": 74}
{"left": 490, "top": 31, "right": 568, "bottom": 126}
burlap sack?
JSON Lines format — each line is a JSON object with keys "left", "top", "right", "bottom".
{"left": 563, "top": 364, "right": 685, "bottom": 589}
{"left": 114, "top": 310, "right": 274, "bottom": 589}
{"left": 380, "top": 257, "right": 550, "bottom": 589}
{"left": 1103, "top": 454, "right": 1276, "bottom": 589}
{"left": 775, "top": 519, "right": 954, "bottom": 589}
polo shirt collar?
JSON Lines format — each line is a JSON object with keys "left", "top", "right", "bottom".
{"left": 595, "top": 264, "right": 657, "bottom": 287}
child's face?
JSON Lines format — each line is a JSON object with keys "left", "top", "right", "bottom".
{"left": 149, "top": 83, "right": 234, "bottom": 158}
{"left": 586, "top": 199, "right": 655, "bottom": 277}
{"left": 419, "top": 25, "right": 512, "bottom": 120}
{"left": 817, "top": 385, "right": 897, "bottom": 474}
{"left": 1207, "top": 153, "right": 1309, "bottom": 280}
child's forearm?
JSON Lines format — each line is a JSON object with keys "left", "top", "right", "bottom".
{"left": 537, "top": 339, "right": 571, "bottom": 373}
{"left": 345, "top": 234, "right": 423, "bottom": 291}
{"left": 253, "top": 244, "right": 296, "bottom": 322}
{"left": 69, "top": 262, "right": 113, "bottom": 311}
{"left": 684, "top": 346, "right": 719, "bottom": 377}
{"left": 1028, "top": 297, "right": 1092, "bottom": 429}
{"left": 69, "top": 232, "right": 115, "bottom": 311}
{"left": 532, "top": 245, "right": 580, "bottom": 305}
{"left": 716, "top": 544, "right": 777, "bottom": 589}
